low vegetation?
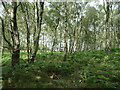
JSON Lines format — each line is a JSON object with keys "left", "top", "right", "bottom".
{"left": 2, "top": 48, "right": 120, "bottom": 88}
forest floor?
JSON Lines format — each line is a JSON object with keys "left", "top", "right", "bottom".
{"left": 1, "top": 48, "right": 120, "bottom": 88}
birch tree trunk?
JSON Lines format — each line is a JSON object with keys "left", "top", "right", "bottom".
{"left": 11, "top": 2, "right": 20, "bottom": 66}
{"left": 103, "top": 0, "right": 111, "bottom": 54}
{"left": 63, "top": 3, "right": 68, "bottom": 61}
{"left": 1, "top": 2, "right": 21, "bottom": 66}
{"left": 29, "top": 2, "right": 44, "bottom": 63}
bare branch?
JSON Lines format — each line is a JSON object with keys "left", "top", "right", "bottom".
{"left": 1, "top": 1, "right": 9, "bottom": 14}
{"left": 17, "top": 2, "right": 21, "bottom": 8}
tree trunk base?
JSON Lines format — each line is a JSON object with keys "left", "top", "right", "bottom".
{"left": 12, "top": 50, "right": 20, "bottom": 66}
{"left": 28, "top": 56, "right": 35, "bottom": 63}
{"left": 63, "top": 54, "right": 67, "bottom": 61}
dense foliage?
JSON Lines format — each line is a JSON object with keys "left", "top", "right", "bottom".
{"left": 2, "top": 48, "right": 120, "bottom": 88}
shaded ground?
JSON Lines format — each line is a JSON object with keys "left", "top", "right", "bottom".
{"left": 2, "top": 48, "right": 120, "bottom": 88}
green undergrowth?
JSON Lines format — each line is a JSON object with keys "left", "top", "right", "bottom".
{"left": 2, "top": 48, "right": 120, "bottom": 88}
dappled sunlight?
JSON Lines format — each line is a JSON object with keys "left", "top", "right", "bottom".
{"left": 2, "top": 48, "right": 120, "bottom": 88}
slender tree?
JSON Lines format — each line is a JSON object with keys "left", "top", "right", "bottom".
{"left": 29, "top": 2, "right": 44, "bottom": 63}
{"left": 1, "top": 1, "right": 21, "bottom": 66}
